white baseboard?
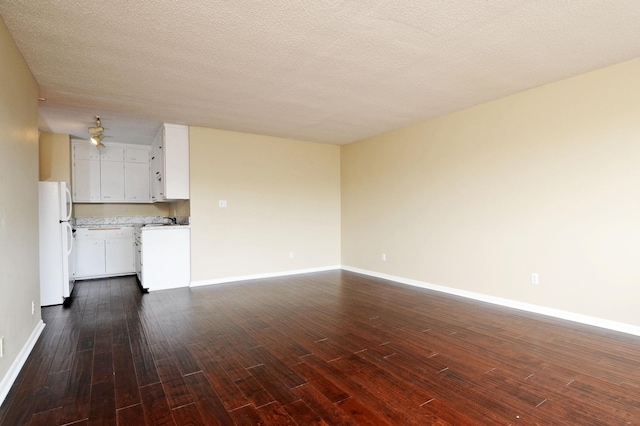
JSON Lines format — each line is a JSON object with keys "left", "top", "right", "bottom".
{"left": 190, "top": 265, "right": 342, "bottom": 288}
{"left": 342, "top": 266, "right": 640, "bottom": 337}
{"left": 0, "top": 320, "right": 45, "bottom": 406}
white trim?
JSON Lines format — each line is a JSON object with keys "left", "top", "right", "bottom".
{"left": 190, "top": 265, "right": 342, "bottom": 287}
{"left": 342, "top": 266, "right": 640, "bottom": 337}
{"left": 0, "top": 320, "right": 45, "bottom": 406}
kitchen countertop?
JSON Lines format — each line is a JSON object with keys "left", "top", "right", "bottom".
{"left": 72, "top": 215, "right": 189, "bottom": 231}
{"left": 140, "top": 224, "right": 190, "bottom": 230}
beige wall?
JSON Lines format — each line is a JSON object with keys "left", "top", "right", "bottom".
{"left": 73, "top": 203, "right": 171, "bottom": 218}
{"left": 342, "top": 57, "right": 640, "bottom": 327}
{"left": 190, "top": 127, "right": 341, "bottom": 282}
{"left": 39, "top": 132, "right": 71, "bottom": 182}
{"left": 0, "top": 17, "right": 41, "bottom": 384}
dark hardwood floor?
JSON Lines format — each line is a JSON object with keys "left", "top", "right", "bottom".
{"left": 1, "top": 270, "right": 639, "bottom": 425}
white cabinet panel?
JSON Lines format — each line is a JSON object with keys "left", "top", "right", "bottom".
{"left": 74, "top": 144, "right": 100, "bottom": 160}
{"left": 72, "top": 140, "right": 152, "bottom": 203}
{"left": 151, "top": 123, "right": 189, "bottom": 202}
{"left": 75, "top": 238, "right": 105, "bottom": 277}
{"left": 163, "top": 124, "right": 190, "bottom": 200}
{"left": 75, "top": 227, "right": 134, "bottom": 279}
{"left": 100, "top": 146, "right": 124, "bottom": 161}
{"left": 106, "top": 238, "right": 134, "bottom": 274}
{"left": 73, "top": 159, "right": 101, "bottom": 202}
{"left": 125, "top": 162, "right": 150, "bottom": 202}
{"left": 100, "top": 160, "right": 125, "bottom": 201}
{"left": 126, "top": 148, "right": 149, "bottom": 163}
{"left": 141, "top": 227, "right": 190, "bottom": 291}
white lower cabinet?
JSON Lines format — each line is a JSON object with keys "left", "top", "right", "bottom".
{"left": 75, "top": 227, "right": 135, "bottom": 279}
{"left": 134, "top": 229, "right": 142, "bottom": 281}
{"left": 75, "top": 236, "right": 106, "bottom": 277}
{"left": 106, "top": 235, "right": 135, "bottom": 274}
{"left": 141, "top": 226, "right": 190, "bottom": 291}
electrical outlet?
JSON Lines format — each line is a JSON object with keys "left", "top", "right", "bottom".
{"left": 0, "top": 336, "right": 4, "bottom": 358}
{"left": 382, "top": 253, "right": 386, "bottom": 261}
{"left": 531, "top": 273, "right": 539, "bottom": 285}
{"left": 32, "top": 300, "right": 35, "bottom": 315}
{"left": 289, "top": 251, "right": 294, "bottom": 259}
{"left": 219, "top": 200, "right": 227, "bottom": 208}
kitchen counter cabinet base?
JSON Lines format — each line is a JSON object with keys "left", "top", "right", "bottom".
{"left": 141, "top": 227, "right": 190, "bottom": 291}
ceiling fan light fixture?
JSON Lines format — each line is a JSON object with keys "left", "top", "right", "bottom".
{"left": 88, "top": 116, "right": 106, "bottom": 149}
{"left": 88, "top": 125, "right": 104, "bottom": 135}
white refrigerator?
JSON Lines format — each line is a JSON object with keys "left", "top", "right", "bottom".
{"left": 39, "top": 181, "right": 75, "bottom": 306}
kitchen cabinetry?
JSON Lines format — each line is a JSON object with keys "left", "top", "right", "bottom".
{"left": 151, "top": 123, "right": 189, "bottom": 201}
{"left": 75, "top": 227, "right": 135, "bottom": 279}
{"left": 72, "top": 140, "right": 151, "bottom": 203}
{"left": 140, "top": 226, "right": 190, "bottom": 291}
{"left": 75, "top": 231, "right": 105, "bottom": 277}
{"left": 125, "top": 148, "right": 150, "bottom": 202}
{"left": 100, "top": 146, "right": 124, "bottom": 161}
{"left": 106, "top": 229, "right": 134, "bottom": 274}
{"left": 134, "top": 228, "right": 142, "bottom": 282}
{"left": 72, "top": 144, "right": 101, "bottom": 202}
{"left": 100, "top": 160, "right": 125, "bottom": 201}
{"left": 125, "top": 162, "right": 149, "bottom": 201}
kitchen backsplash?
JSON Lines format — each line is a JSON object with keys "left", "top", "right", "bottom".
{"left": 73, "top": 216, "right": 190, "bottom": 226}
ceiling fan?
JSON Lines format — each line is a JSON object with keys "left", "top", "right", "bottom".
{"left": 88, "top": 116, "right": 106, "bottom": 150}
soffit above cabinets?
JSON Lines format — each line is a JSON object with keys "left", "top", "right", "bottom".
{"left": 3, "top": 0, "right": 640, "bottom": 144}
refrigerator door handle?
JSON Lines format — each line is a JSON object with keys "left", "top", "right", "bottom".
{"left": 64, "top": 184, "right": 73, "bottom": 221}
{"left": 65, "top": 222, "right": 73, "bottom": 256}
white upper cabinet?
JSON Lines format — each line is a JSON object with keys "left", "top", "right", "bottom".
{"left": 100, "top": 160, "right": 125, "bottom": 201}
{"left": 125, "top": 162, "right": 150, "bottom": 202}
{"left": 151, "top": 123, "right": 189, "bottom": 202}
{"left": 126, "top": 147, "right": 150, "bottom": 163}
{"left": 100, "top": 146, "right": 124, "bottom": 162}
{"left": 72, "top": 140, "right": 151, "bottom": 203}
{"left": 74, "top": 143, "right": 100, "bottom": 160}
{"left": 73, "top": 155, "right": 101, "bottom": 202}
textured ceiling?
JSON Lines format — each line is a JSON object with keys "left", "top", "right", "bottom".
{"left": 2, "top": 0, "right": 640, "bottom": 145}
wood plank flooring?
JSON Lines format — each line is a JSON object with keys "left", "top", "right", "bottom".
{"left": 1, "top": 270, "right": 640, "bottom": 425}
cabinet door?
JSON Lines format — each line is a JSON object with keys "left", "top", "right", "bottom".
{"left": 142, "top": 228, "right": 190, "bottom": 291}
{"left": 126, "top": 148, "right": 149, "bottom": 163}
{"left": 73, "top": 159, "right": 101, "bottom": 202}
{"left": 74, "top": 143, "right": 100, "bottom": 160}
{"left": 163, "top": 124, "right": 190, "bottom": 200}
{"left": 75, "top": 239, "right": 106, "bottom": 277}
{"left": 101, "top": 161, "right": 125, "bottom": 201}
{"left": 125, "top": 162, "right": 150, "bottom": 202}
{"left": 150, "top": 133, "right": 162, "bottom": 202}
{"left": 134, "top": 236, "right": 141, "bottom": 276}
{"left": 100, "top": 146, "right": 124, "bottom": 161}
{"left": 105, "top": 238, "right": 134, "bottom": 274}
